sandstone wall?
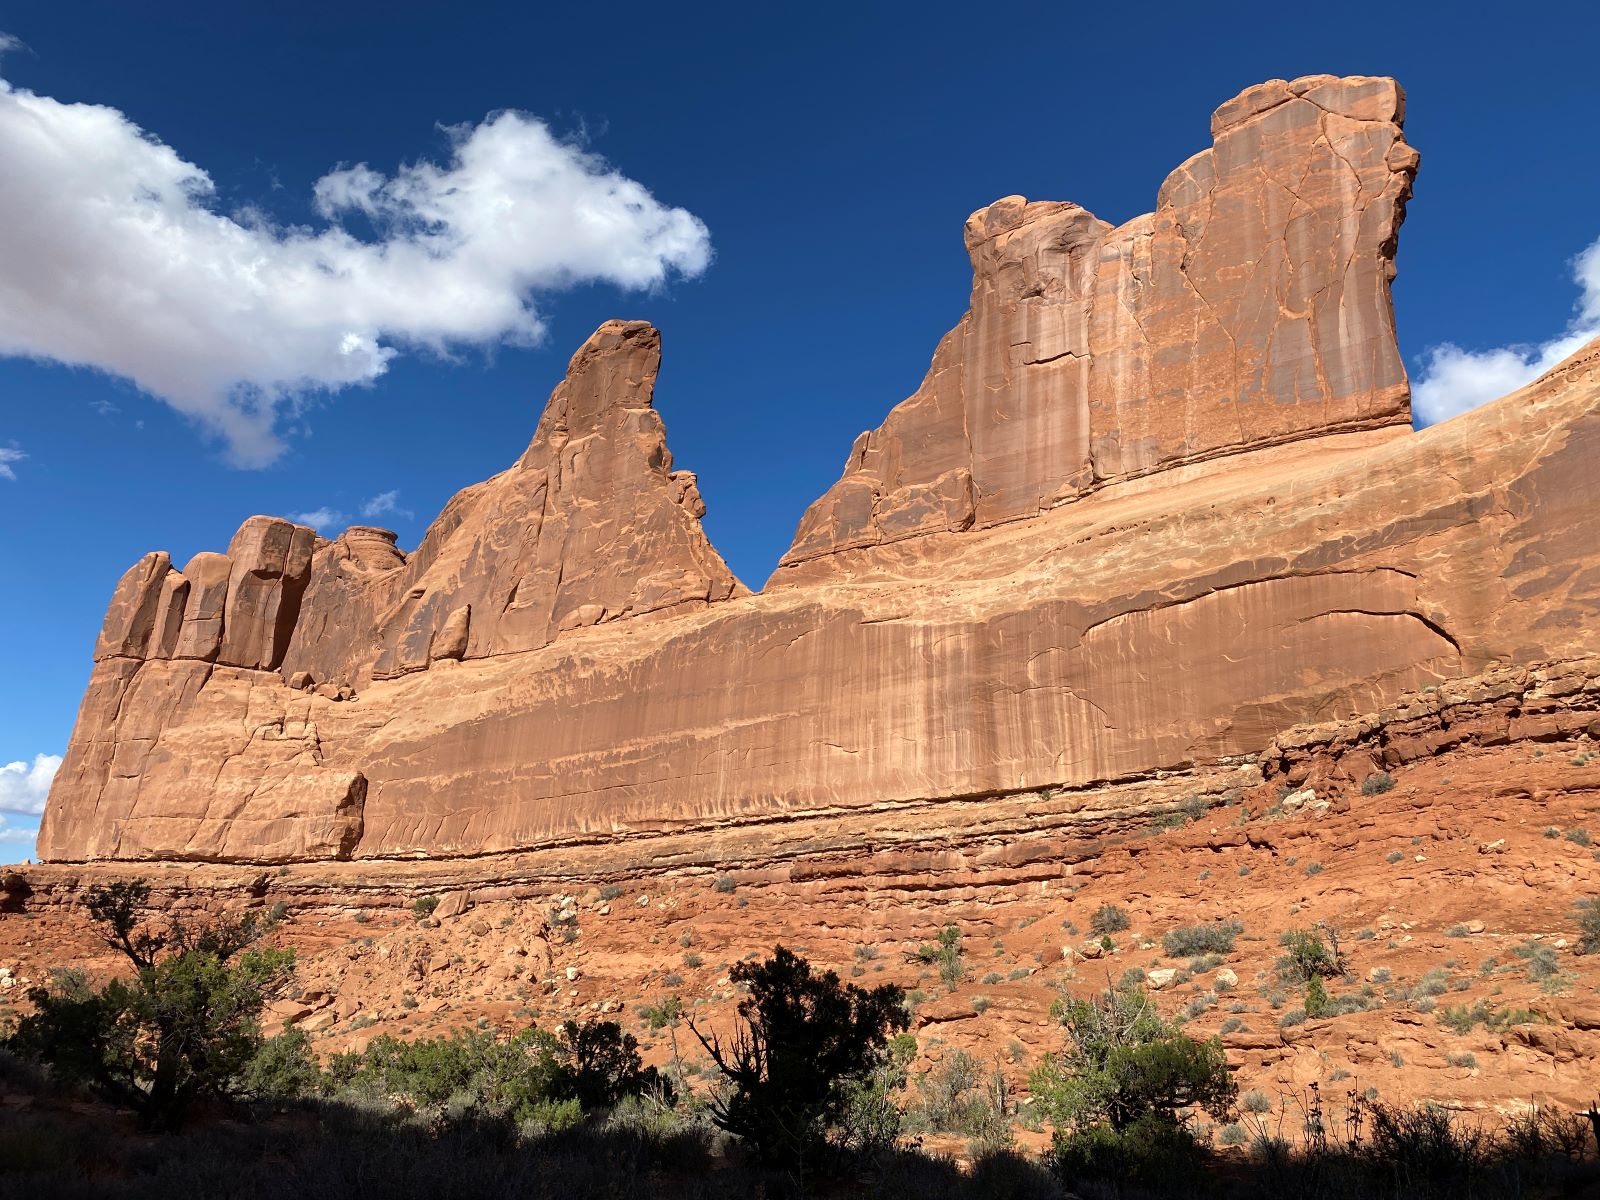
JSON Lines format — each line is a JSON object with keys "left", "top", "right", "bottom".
{"left": 32, "top": 77, "right": 1600, "bottom": 866}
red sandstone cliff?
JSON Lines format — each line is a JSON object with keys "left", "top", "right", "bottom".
{"left": 33, "top": 75, "right": 1600, "bottom": 866}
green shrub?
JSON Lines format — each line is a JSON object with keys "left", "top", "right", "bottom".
{"left": 1030, "top": 982, "right": 1235, "bottom": 1141}
{"left": 241, "top": 1028, "right": 320, "bottom": 1101}
{"left": 914, "top": 925, "right": 966, "bottom": 990}
{"left": 1277, "top": 926, "right": 1344, "bottom": 983}
{"left": 7, "top": 881, "right": 294, "bottom": 1127}
{"left": 1089, "top": 904, "right": 1130, "bottom": 936}
{"left": 907, "top": 1048, "right": 1009, "bottom": 1146}
{"left": 1049, "top": 1111, "right": 1206, "bottom": 1189}
{"left": 1304, "top": 976, "right": 1330, "bottom": 1018}
{"left": 1362, "top": 772, "right": 1396, "bottom": 795}
{"left": 412, "top": 895, "right": 440, "bottom": 920}
{"left": 713, "top": 875, "right": 737, "bottom": 894}
{"left": 687, "top": 945, "right": 907, "bottom": 1172}
{"left": 1513, "top": 939, "right": 1559, "bottom": 981}
{"left": 1162, "top": 919, "right": 1243, "bottom": 958}
{"left": 598, "top": 884, "right": 624, "bottom": 902}
{"left": 1575, "top": 898, "right": 1600, "bottom": 954}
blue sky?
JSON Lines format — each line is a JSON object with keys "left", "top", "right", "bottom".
{"left": 2, "top": 1, "right": 1598, "bottom": 851}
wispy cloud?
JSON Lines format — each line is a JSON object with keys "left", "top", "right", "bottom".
{"left": 0, "top": 54, "right": 711, "bottom": 467}
{"left": 360, "top": 489, "right": 411, "bottom": 521}
{"left": 289, "top": 507, "right": 347, "bottom": 531}
{"left": 0, "top": 444, "right": 23, "bottom": 480}
{"left": 0, "top": 752, "right": 59, "bottom": 816}
{"left": 1414, "top": 236, "right": 1600, "bottom": 426}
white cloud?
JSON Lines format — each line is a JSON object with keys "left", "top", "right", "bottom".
{"left": 0, "top": 752, "right": 60, "bottom": 815}
{"left": 289, "top": 507, "right": 347, "bottom": 531}
{"left": 0, "top": 63, "right": 711, "bottom": 467}
{"left": 360, "top": 489, "right": 411, "bottom": 520}
{"left": 1414, "top": 237, "right": 1600, "bottom": 426}
{"left": 0, "top": 815, "right": 40, "bottom": 847}
{"left": 0, "top": 445, "right": 21, "bottom": 480}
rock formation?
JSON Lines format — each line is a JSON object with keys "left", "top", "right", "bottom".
{"left": 33, "top": 75, "right": 1600, "bottom": 868}
{"left": 780, "top": 75, "right": 1417, "bottom": 569}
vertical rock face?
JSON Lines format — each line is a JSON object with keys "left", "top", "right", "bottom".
{"left": 219, "top": 518, "right": 317, "bottom": 671}
{"left": 32, "top": 77, "right": 1600, "bottom": 869}
{"left": 778, "top": 74, "right": 1416, "bottom": 572}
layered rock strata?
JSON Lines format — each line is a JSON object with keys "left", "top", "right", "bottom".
{"left": 33, "top": 76, "right": 1600, "bottom": 868}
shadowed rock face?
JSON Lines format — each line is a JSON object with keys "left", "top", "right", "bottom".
{"left": 777, "top": 74, "right": 1417, "bottom": 572}
{"left": 32, "top": 76, "right": 1600, "bottom": 866}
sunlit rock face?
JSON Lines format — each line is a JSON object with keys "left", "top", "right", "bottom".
{"left": 35, "top": 76, "right": 1600, "bottom": 866}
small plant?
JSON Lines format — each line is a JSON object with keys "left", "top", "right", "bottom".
{"left": 599, "top": 884, "right": 624, "bottom": 902}
{"left": 1446, "top": 1052, "right": 1478, "bottom": 1069}
{"left": 714, "top": 874, "right": 737, "bottom": 894}
{"left": 971, "top": 995, "right": 991, "bottom": 1014}
{"left": 1162, "top": 919, "right": 1243, "bottom": 958}
{"left": 1277, "top": 926, "right": 1344, "bottom": 983}
{"left": 1304, "top": 976, "right": 1330, "bottom": 1018}
{"left": 1242, "top": 1089, "right": 1273, "bottom": 1114}
{"left": 683, "top": 952, "right": 703, "bottom": 969}
{"left": 641, "top": 996, "right": 684, "bottom": 1031}
{"left": 1388, "top": 1050, "right": 1405, "bottom": 1068}
{"left": 1089, "top": 904, "right": 1131, "bottom": 936}
{"left": 1446, "top": 923, "right": 1471, "bottom": 938}
{"left": 1386, "top": 851, "right": 1405, "bottom": 864}
{"left": 412, "top": 895, "right": 440, "bottom": 920}
{"left": 1575, "top": 898, "right": 1600, "bottom": 954}
{"left": 353, "top": 911, "right": 369, "bottom": 924}
{"left": 1362, "top": 772, "right": 1396, "bottom": 795}
{"left": 981, "top": 971, "right": 1003, "bottom": 985}
{"left": 1544, "top": 826, "right": 1562, "bottom": 839}
{"left": 1567, "top": 828, "right": 1592, "bottom": 847}
{"left": 1513, "top": 939, "right": 1559, "bottom": 981}
{"left": 1304, "top": 862, "right": 1323, "bottom": 877}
